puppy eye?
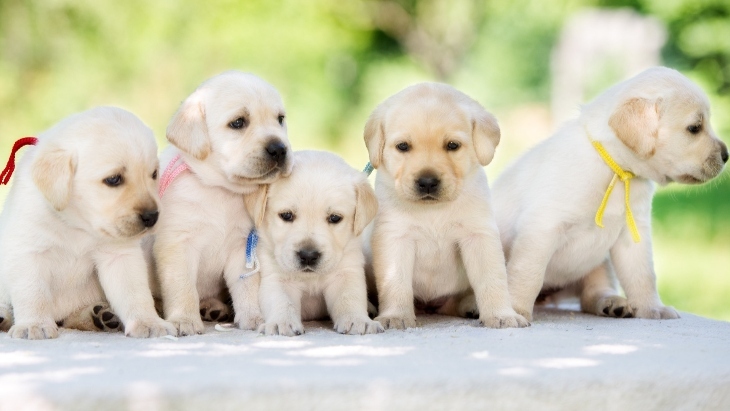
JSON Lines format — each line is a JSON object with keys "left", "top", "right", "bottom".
{"left": 278, "top": 115, "right": 285, "bottom": 126}
{"left": 396, "top": 142, "right": 410, "bottom": 152}
{"left": 446, "top": 141, "right": 460, "bottom": 151}
{"left": 279, "top": 212, "right": 295, "bottom": 222}
{"left": 687, "top": 124, "right": 702, "bottom": 134}
{"left": 229, "top": 117, "right": 247, "bottom": 130}
{"left": 152, "top": 169, "right": 158, "bottom": 180}
{"left": 327, "top": 214, "right": 342, "bottom": 224}
{"left": 103, "top": 174, "right": 124, "bottom": 187}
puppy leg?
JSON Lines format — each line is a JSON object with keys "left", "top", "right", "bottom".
{"left": 5, "top": 262, "right": 58, "bottom": 339}
{"left": 0, "top": 303, "right": 13, "bottom": 332}
{"left": 199, "top": 297, "right": 231, "bottom": 323}
{"left": 324, "top": 269, "right": 384, "bottom": 335}
{"left": 155, "top": 240, "right": 205, "bottom": 336}
{"left": 372, "top": 234, "right": 418, "bottom": 329}
{"left": 460, "top": 233, "right": 529, "bottom": 328}
{"left": 610, "top": 231, "right": 679, "bottom": 319}
{"left": 95, "top": 244, "right": 177, "bottom": 338}
{"left": 63, "top": 302, "right": 123, "bottom": 332}
{"left": 258, "top": 274, "right": 304, "bottom": 336}
{"left": 224, "top": 248, "right": 263, "bottom": 330}
{"left": 506, "top": 232, "right": 558, "bottom": 321}
{"left": 579, "top": 260, "right": 634, "bottom": 318}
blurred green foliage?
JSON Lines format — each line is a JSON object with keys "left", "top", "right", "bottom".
{"left": 0, "top": 0, "right": 728, "bottom": 319}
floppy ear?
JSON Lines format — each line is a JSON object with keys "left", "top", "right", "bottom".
{"left": 353, "top": 178, "right": 378, "bottom": 236}
{"left": 31, "top": 145, "right": 76, "bottom": 211}
{"left": 166, "top": 93, "right": 211, "bottom": 160}
{"left": 469, "top": 103, "right": 501, "bottom": 166}
{"left": 363, "top": 104, "right": 387, "bottom": 169}
{"left": 608, "top": 97, "right": 661, "bottom": 159}
{"left": 243, "top": 184, "right": 269, "bottom": 228}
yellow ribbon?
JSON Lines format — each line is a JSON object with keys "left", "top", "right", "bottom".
{"left": 591, "top": 140, "right": 641, "bottom": 243}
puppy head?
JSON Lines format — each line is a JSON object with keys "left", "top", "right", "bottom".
{"left": 364, "top": 82, "right": 499, "bottom": 203}
{"left": 605, "top": 67, "right": 727, "bottom": 184}
{"left": 245, "top": 150, "right": 377, "bottom": 274}
{"left": 32, "top": 107, "right": 160, "bottom": 239}
{"left": 167, "top": 71, "right": 292, "bottom": 189}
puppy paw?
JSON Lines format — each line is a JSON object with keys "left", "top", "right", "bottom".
{"left": 9, "top": 322, "right": 59, "bottom": 340}
{"left": 457, "top": 294, "right": 479, "bottom": 319}
{"left": 633, "top": 304, "right": 680, "bottom": 320}
{"left": 126, "top": 317, "right": 177, "bottom": 338}
{"left": 168, "top": 316, "right": 205, "bottom": 337}
{"left": 596, "top": 296, "right": 634, "bottom": 318}
{"left": 480, "top": 310, "right": 531, "bottom": 328}
{"left": 199, "top": 297, "right": 231, "bottom": 323}
{"left": 0, "top": 306, "right": 12, "bottom": 332}
{"left": 374, "top": 315, "right": 418, "bottom": 330}
{"left": 334, "top": 316, "right": 385, "bottom": 335}
{"left": 91, "top": 304, "right": 123, "bottom": 332}
{"left": 258, "top": 319, "right": 304, "bottom": 337}
{"left": 512, "top": 306, "right": 534, "bottom": 322}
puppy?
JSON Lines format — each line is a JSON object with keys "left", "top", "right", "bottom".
{"left": 0, "top": 107, "right": 175, "bottom": 339}
{"left": 246, "top": 150, "right": 383, "bottom": 336}
{"left": 154, "top": 71, "right": 291, "bottom": 336}
{"left": 493, "top": 67, "right": 728, "bottom": 320}
{"left": 364, "top": 83, "right": 529, "bottom": 329}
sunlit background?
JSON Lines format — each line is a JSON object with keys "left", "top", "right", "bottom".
{"left": 1, "top": 0, "right": 728, "bottom": 320}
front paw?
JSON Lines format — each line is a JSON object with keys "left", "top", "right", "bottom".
{"left": 125, "top": 317, "right": 177, "bottom": 338}
{"left": 9, "top": 322, "right": 59, "bottom": 340}
{"left": 334, "top": 316, "right": 385, "bottom": 335}
{"left": 480, "top": 310, "right": 530, "bottom": 328}
{"left": 234, "top": 302, "right": 264, "bottom": 331}
{"left": 512, "top": 305, "right": 534, "bottom": 322}
{"left": 167, "top": 315, "right": 205, "bottom": 337}
{"left": 374, "top": 314, "right": 418, "bottom": 330}
{"left": 258, "top": 319, "right": 304, "bottom": 336}
{"left": 633, "top": 304, "right": 680, "bottom": 320}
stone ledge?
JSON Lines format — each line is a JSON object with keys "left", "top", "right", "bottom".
{"left": 1, "top": 306, "right": 728, "bottom": 410}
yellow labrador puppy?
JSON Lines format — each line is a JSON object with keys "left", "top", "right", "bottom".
{"left": 0, "top": 107, "right": 175, "bottom": 339}
{"left": 153, "top": 71, "right": 291, "bottom": 336}
{"left": 246, "top": 150, "right": 382, "bottom": 336}
{"left": 364, "top": 83, "right": 529, "bottom": 329}
{"left": 494, "top": 67, "right": 728, "bottom": 320}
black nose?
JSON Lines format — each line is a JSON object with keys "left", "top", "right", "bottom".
{"left": 297, "top": 248, "right": 321, "bottom": 268}
{"left": 266, "top": 140, "right": 288, "bottom": 165}
{"left": 416, "top": 174, "right": 440, "bottom": 195}
{"left": 721, "top": 143, "right": 729, "bottom": 164}
{"left": 139, "top": 210, "right": 159, "bottom": 228}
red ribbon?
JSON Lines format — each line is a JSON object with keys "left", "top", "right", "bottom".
{"left": 1, "top": 137, "right": 38, "bottom": 185}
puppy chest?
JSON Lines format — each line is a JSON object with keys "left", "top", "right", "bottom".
{"left": 411, "top": 237, "right": 469, "bottom": 298}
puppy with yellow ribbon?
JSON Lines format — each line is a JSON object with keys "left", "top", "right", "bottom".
{"left": 493, "top": 67, "right": 728, "bottom": 321}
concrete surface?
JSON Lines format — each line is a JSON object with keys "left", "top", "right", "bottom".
{"left": 1, "top": 305, "right": 728, "bottom": 411}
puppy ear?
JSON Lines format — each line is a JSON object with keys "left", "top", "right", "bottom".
{"left": 244, "top": 184, "right": 269, "bottom": 229}
{"left": 167, "top": 93, "right": 211, "bottom": 160}
{"left": 608, "top": 97, "right": 661, "bottom": 159}
{"left": 353, "top": 178, "right": 378, "bottom": 236}
{"left": 31, "top": 145, "right": 76, "bottom": 211}
{"left": 469, "top": 103, "right": 501, "bottom": 166}
{"left": 363, "top": 104, "right": 387, "bottom": 169}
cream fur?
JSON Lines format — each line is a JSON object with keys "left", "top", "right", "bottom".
{"left": 153, "top": 71, "right": 291, "bottom": 336}
{"left": 0, "top": 107, "right": 174, "bottom": 339}
{"left": 493, "top": 67, "right": 728, "bottom": 321}
{"left": 248, "top": 151, "right": 382, "bottom": 336}
{"left": 365, "top": 83, "right": 529, "bottom": 329}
